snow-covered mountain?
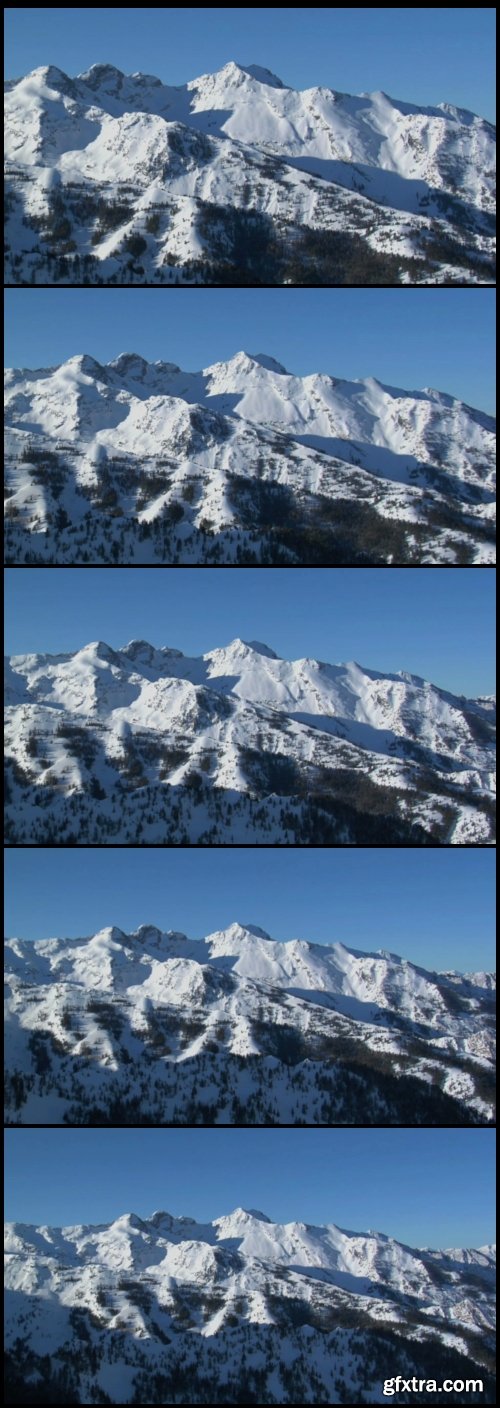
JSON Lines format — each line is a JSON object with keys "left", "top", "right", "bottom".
{"left": 4, "top": 60, "right": 496, "bottom": 286}
{"left": 5, "top": 637, "right": 496, "bottom": 847}
{"left": 4, "top": 1208, "right": 496, "bottom": 1404}
{"left": 4, "top": 922, "right": 495, "bottom": 1125}
{"left": 4, "top": 351, "right": 496, "bottom": 565}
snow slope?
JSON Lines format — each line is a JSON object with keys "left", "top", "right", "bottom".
{"left": 4, "top": 61, "right": 496, "bottom": 286}
{"left": 4, "top": 1208, "right": 496, "bottom": 1404}
{"left": 4, "top": 922, "right": 496, "bottom": 1125}
{"left": 4, "top": 637, "right": 496, "bottom": 847}
{"left": 5, "top": 1206, "right": 495, "bottom": 1325}
{"left": 5, "top": 352, "right": 496, "bottom": 566}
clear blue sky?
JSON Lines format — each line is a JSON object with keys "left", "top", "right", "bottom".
{"left": 4, "top": 289, "right": 496, "bottom": 415}
{"left": 4, "top": 1128, "right": 496, "bottom": 1248}
{"left": 4, "top": 849, "right": 496, "bottom": 972}
{"left": 5, "top": 7, "right": 496, "bottom": 120}
{"left": 5, "top": 567, "right": 496, "bottom": 697}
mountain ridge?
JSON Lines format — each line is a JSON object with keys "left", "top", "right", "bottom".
{"left": 5, "top": 351, "right": 496, "bottom": 566}
{"left": 5, "top": 636, "right": 496, "bottom": 847}
{"left": 5, "top": 633, "right": 493, "bottom": 692}
{"left": 5, "top": 58, "right": 496, "bottom": 286}
{"left": 4, "top": 1205, "right": 496, "bottom": 1258}
{"left": 4, "top": 921, "right": 496, "bottom": 1125}
{"left": 4, "top": 1205, "right": 496, "bottom": 1404}
{"left": 10, "top": 58, "right": 491, "bottom": 120}
{"left": 6, "top": 347, "right": 496, "bottom": 419}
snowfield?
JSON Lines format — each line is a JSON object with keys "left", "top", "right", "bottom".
{"left": 4, "top": 1208, "right": 496, "bottom": 1404}
{"left": 4, "top": 922, "right": 495, "bottom": 1126}
{"left": 4, "top": 636, "right": 496, "bottom": 847}
{"left": 4, "top": 61, "right": 496, "bottom": 285}
{"left": 4, "top": 351, "right": 496, "bottom": 565}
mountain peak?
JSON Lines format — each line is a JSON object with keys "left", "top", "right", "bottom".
{"left": 204, "top": 921, "right": 273, "bottom": 946}
{"left": 246, "top": 639, "right": 280, "bottom": 658}
{"left": 232, "top": 922, "right": 273, "bottom": 940}
{"left": 75, "top": 640, "right": 119, "bottom": 663}
{"left": 219, "top": 637, "right": 280, "bottom": 660}
{"left": 225, "top": 350, "right": 259, "bottom": 369}
{"left": 92, "top": 925, "right": 127, "bottom": 944}
{"left": 208, "top": 62, "right": 287, "bottom": 90}
{"left": 111, "top": 1211, "right": 147, "bottom": 1231}
{"left": 242, "top": 64, "right": 287, "bottom": 89}
{"left": 108, "top": 352, "right": 150, "bottom": 374}
{"left": 219, "top": 1206, "right": 273, "bottom": 1224}
{"left": 79, "top": 63, "right": 125, "bottom": 85}
{"left": 120, "top": 638, "right": 157, "bottom": 662}
{"left": 249, "top": 352, "right": 288, "bottom": 373}
{"left": 233, "top": 1207, "right": 272, "bottom": 1221}
{"left": 192, "top": 61, "right": 248, "bottom": 89}
{"left": 119, "top": 639, "right": 185, "bottom": 668}
{"left": 220, "top": 61, "right": 246, "bottom": 75}
{"left": 30, "top": 64, "right": 73, "bottom": 87}
{"left": 207, "top": 918, "right": 274, "bottom": 940}
{"left": 132, "top": 924, "right": 164, "bottom": 942}
{"left": 149, "top": 1210, "right": 175, "bottom": 1229}
{"left": 65, "top": 353, "right": 105, "bottom": 376}
{"left": 236, "top": 351, "right": 289, "bottom": 374}
{"left": 216, "top": 350, "right": 283, "bottom": 375}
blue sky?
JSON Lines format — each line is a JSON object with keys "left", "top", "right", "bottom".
{"left": 4, "top": 849, "right": 495, "bottom": 972}
{"left": 5, "top": 566, "right": 495, "bottom": 696}
{"left": 4, "top": 1128, "right": 496, "bottom": 1248}
{"left": 4, "top": 289, "right": 496, "bottom": 415}
{"left": 5, "top": 7, "right": 496, "bottom": 120}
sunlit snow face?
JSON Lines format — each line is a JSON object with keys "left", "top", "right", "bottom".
{"left": 4, "top": 910, "right": 495, "bottom": 1133}
{"left": 4, "top": 58, "right": 495, "bottom": 290}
